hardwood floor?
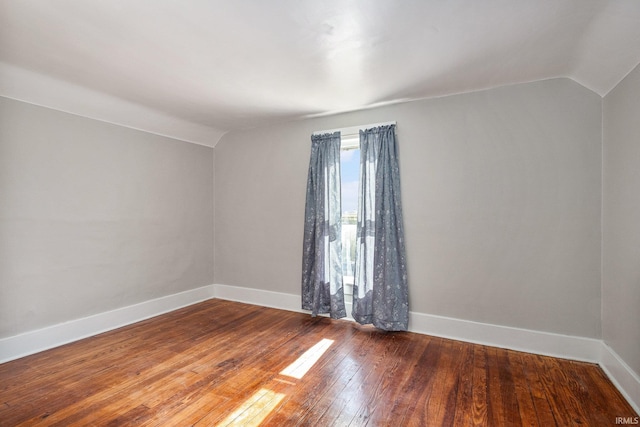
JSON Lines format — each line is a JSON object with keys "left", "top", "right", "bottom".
{"left": 1, "top": 299, "right": 636, "bottom": 426}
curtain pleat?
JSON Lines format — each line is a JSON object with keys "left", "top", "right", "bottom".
{"left": 301, "top": 132, "right": 346, "bottom": 319}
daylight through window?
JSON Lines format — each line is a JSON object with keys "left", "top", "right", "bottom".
{"left": 340, "top": 134, "right": 359, "bottom": 299}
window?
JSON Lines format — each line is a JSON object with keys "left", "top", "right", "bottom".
{"left": 304, "top": 121, "right": 407, "bottom": 330}
{"left": 340, "top": 134, "right": 359, "bottom": 299}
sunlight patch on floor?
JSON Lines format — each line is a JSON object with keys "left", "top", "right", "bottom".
{"left": 216, "top": 388, "right": 285, "bottom": 427}
{"left": 280, "top": 338, "right": 334, "bottom": 380}
{"left": 216, "top": 338, "right": 334, "bottom": 425}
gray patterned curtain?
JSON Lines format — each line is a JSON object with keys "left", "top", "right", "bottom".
{"left": 352, "top": 125, "right": 409, "bottom": 330}
{"left": 301, "top": 132, "right": 346, "bottom": 319}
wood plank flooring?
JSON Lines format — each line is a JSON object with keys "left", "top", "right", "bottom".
{"left": 0, "top": 299, "right": 637, "bottom": 426}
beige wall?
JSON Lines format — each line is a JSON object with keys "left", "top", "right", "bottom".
{"left": 0, "top": 97, "right": 214, "bottom": 338}
{"left": 215, "top": 78, "right": 603, "bottom": 338}
{"left": 603, "top": 63, "right": 640, "bottom": 376}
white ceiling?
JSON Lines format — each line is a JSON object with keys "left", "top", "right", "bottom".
{"left": 2, "top": 0, "right": 640, "bottom": 147}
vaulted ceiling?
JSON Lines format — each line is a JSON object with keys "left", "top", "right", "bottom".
{"left": 2, "top": 0, "right": 640, "bottom": 146}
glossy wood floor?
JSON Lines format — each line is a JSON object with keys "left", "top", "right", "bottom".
{"left": 1, "top": 299, "right": 636, "bottom": 426}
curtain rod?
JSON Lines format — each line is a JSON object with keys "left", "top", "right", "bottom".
{"left": 312, "top": 121, "right": 396, "bottom": 137}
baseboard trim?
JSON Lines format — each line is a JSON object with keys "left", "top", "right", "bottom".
{"left": 600, "top": 343, "right": 640, "bottom": 414}
{"left": 0, "top": 285, "right": 215, "bottom": 363}
{"left": 409, "top": 311, "right": 601, "bottom": 363}
{"left": 213, "top": 284, "right": 302, "bottom": 313}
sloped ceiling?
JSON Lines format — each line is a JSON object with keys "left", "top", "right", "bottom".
{"left": 2, "top": 0, "right": 640, "bottom": 147}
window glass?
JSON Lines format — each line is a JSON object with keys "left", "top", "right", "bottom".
{"left": 341, "top": 144, "right": 359, "bottom": 296}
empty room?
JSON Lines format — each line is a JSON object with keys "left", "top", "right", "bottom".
{"left": 1, "top": 1, "right": 639, "bottom": 425}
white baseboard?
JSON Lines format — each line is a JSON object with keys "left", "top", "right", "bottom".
{"left": 212, "top": 283, "right": 639, "bottom": 413}
{"left": 408, "top": 311, "right": 602, "bottom": 363}
{"left": 213, "top": 283, "right": 358, "bottom": 320}
{"left": 213, "top": 284, "right": 302, "bottom": 312}
{"left": 0, "top": 285, "right": 215, "bottom": 363}
{"left": 600, "top": 343, "right": 640, "bottom": 414}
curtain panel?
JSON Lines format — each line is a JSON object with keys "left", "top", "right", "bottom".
{"left": 352, "top": 125, "right": 409, "bottom": 331}
{"left": 301, "top": 132, "right": 347, "bottom": 319}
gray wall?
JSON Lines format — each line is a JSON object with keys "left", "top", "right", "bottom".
{"left": 0, "top": 77, "right": 608, "bottom": 344}
{"left": 603, "top": 63, "right": 640, "bottom": 376}
{"left": 215, "top": 78, "right": 602, "bottom": 338}
{"left": 0, "top": 97, "right": 214, "bottom": 338}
